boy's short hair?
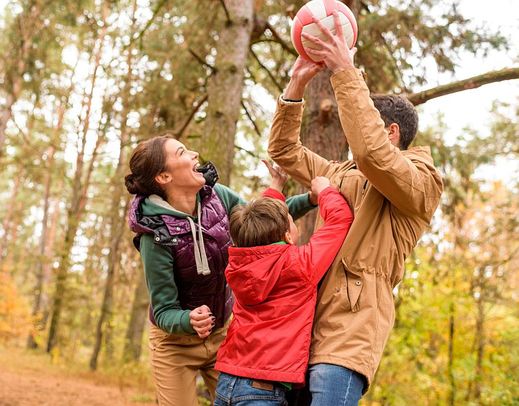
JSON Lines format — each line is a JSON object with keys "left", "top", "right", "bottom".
{"left": 229, "top": 198, "right": 289, "bottom": 247}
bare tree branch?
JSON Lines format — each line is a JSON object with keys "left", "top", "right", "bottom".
{"left": 188, "top": 48, "right": 216, "bottom": 74}
{"left": 218, "top": 0, "right": 232, "bottom": 24}
{"left": 407, "top": 67, "right": 519, "bottom": 105}
{"left": 241, "top": 100, "right": 262, "bottom": 137}
{"left": 250, "top": 47, "right": 284, "bottom": 93}
{"left": 264, "top": 21, "right": 297, "bottom": 56}
{"left": 376, "top": 31, "right": 409, "bottom": 92}
{"left": 235, "top": 144, "right": 259, "bottom": 159}
{"left": 131, "top": 0, "right": 168, "bottom": 47}
{"left": 174, "top": 94, "right": 208, "bottom": 139}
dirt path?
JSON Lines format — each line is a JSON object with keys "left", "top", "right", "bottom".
{"left": 0, "top": 348, "right": 155, "bottom": 406}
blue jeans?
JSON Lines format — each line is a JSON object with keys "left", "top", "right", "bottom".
{"left": 215, "top": 372, "right": 288, "bottom": 405}
{"left": 309, "top": 364, "right": 365, "bottom": 406}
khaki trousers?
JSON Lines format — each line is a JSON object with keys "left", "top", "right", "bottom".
{"left": 148, "top": 321, "right": 228, "bottom": 406}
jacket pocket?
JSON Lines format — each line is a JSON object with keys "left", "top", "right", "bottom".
{"left": 342, "top": 258, "right": 363, "bottom": 313}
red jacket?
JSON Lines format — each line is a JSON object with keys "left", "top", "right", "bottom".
{"left": 215, "top": 187, "right": 353, "bottom": 384}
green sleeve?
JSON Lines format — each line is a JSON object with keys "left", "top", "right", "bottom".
{"left": 214, "top": 183, "right": 314, "bottom": 220}
{"left": 214, "top": 183, "right": 246, "bottom": 214}
{"left": 286, "top": 193, "right": 316, "bottom": 221}
{"left": 140, "top": 234, "right": 195, "bottom": 335}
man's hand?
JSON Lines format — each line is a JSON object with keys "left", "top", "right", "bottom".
{"left": 284, "top": 56, "right": 324, "bottom": 100}
{"left": 189, "top": 305, "right": 214, "bottom": 339}
{"left": 311, "top": 176, "right": 332, "bottom": 197}
{"left": 302, "top": 10, "right": 357, "bottom": 73}
{"left": 262, "top": 159, "right": 288, "bottom": 193}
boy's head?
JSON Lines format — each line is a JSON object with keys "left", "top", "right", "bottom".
{"left": 229, "top": 198, "right": 299, "bottom": 247}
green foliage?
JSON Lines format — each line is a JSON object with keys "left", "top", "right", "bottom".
{"left": 0, "top": 272, "right": 32, "bottom": 345}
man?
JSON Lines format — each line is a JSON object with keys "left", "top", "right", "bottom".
{"left": 268, "top": 11, "right": 443, "bottom": 405}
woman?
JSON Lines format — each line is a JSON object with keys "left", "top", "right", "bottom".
{"left": 125, "top": 135, "right": 316, "bottom": 406}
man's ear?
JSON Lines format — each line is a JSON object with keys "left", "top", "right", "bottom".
{"left": 284, "top": 230, "right": 294, "bottom": 245}
{"left": 155, "top": 172, "right": 171, "bottom": 186}
{"left": 388, "top": 123, "right": 400, "bottom": 147}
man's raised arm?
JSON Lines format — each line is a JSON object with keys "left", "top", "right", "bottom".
{"left": 302, "top": 11, "right": 443, "bottom": 219}
{"left": 268, "top": 58, "right": 332, "bottom": 188}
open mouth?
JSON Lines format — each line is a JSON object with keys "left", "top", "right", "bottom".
{"left": 193, "top": 163, "right": 200, "bottom": 172}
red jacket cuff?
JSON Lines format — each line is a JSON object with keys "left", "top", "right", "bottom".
{"left": 262, "top": 188, "right": 286, "bottom": 202}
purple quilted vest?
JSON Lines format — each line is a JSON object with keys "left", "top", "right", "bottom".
{"left": 128, "top": 186, "right": 233, "bottom": 329}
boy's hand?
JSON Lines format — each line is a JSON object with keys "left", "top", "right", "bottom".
{"left": 189, "top": 305, "right": 215, "bottom": 339}
{"left": 301, "top": 10, "right": 357, "bottom": 73}
{"left": 311, "top": 176, "right": 331, "bottom": 197}
{"left": 262, "top": 159, "right": 288, "bottom": 193}
{"left": 308, "top": 191, "right": 318, "bottom": 206}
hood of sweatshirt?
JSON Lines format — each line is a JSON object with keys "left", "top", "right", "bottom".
{"left": 225, "top": 243, "right": 291, "bottom": 306}
{"left": 128, "top": 193, "right": 210, "bottom": 275}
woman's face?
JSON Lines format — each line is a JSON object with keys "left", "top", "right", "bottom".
{"left": 157, "top": 139, "right": 206, "bottom": 190}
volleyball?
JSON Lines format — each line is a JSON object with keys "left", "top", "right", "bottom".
{"left": 291, "top": 0, "right": 358, "bottom": 62}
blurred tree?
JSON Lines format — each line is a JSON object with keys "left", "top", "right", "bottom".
{"left": 90, "top": 0, "right": 137, "bottom": 371}
{"left": 200, "top": 0, "right": 254, "bottom": 184}
{"left": 46, "top": 1, "right": 110, "bottom": 354}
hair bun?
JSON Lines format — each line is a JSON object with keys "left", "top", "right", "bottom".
{"left": 125, "top": 173, "right": 139, "bottom": 195}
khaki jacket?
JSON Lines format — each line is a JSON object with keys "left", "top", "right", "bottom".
{"left": 268, "top": 67, "right": 443, "bottom": 388}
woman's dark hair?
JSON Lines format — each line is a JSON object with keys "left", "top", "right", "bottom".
{"left": 125, "top": 135, "right": 170, "bottom": 199}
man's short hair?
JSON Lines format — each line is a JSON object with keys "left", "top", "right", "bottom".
{"left": 229, "top": 198, "right": 289, "bottom": 247}
{"left": 371, "top": 95, "right": 418, "bottom": 150}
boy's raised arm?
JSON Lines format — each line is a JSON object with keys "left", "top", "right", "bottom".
{"left": 298, "top": 177, "right": 353, "bottom": 285}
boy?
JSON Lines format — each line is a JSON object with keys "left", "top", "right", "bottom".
{"left": 214, "top": 176, "right": 353, "bottom": 405}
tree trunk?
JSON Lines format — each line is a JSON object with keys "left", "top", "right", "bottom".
{"left": 0, "top": 1, "right": 43, "bottom": 155}
{"left": 27, "top": 146, "right": 55, "bottom": 349}
{"left": 46, "top": 6, "right": 108, "bottom": 353}
{"left": 46, "top": 208, "right": 81, "bottom": 353}
{"left": 447, "top": 302, "right": 456, "bottom": 406}
{"left": 90, "top": 194, "right": 132, "bottom": 370}
{"left": 473, "top": 297, "right": 484, "bottom": 401}
{"left": 296, "top": 0, "right": 358, "bottom": 243}
{"left": 297, "top": 69, "right": 350, "bottom": 243}
{"left": 447, "top": 207, "right": 467, "bottom": 405}
{"left": 90, "top": 1, "right": 136, "bottom": 369}
{"left": 122, "top": 265, "right": 149, "bottom": 363}
{"left": 201, "top": 0, "right": 254, "bottom": 185}
{"left": 0, "top": 94, "right": 15, "bottom": 154}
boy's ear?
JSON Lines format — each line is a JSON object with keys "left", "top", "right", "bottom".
{"left": 284, "top": 230, "right": 294, "bottom": 245}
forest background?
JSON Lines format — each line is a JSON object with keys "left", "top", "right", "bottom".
{"left": 0, "top": 0, "right": 518, "bottom": 405}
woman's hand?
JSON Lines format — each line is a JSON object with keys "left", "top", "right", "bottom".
{"left": 189, "top": 305, "right": 215, "bottom": 339}
{"left": 262, "top": 159, "right": 288, "bottom": 193}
